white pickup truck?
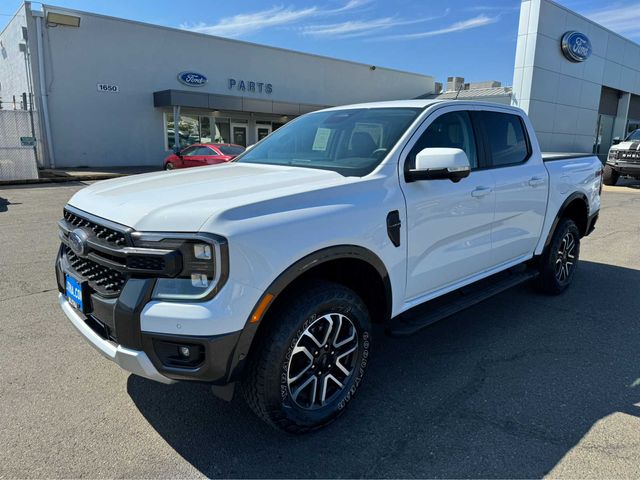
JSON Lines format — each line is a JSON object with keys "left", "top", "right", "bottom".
{"left": 56, "top": 100, "right": 602, "bottom": 433}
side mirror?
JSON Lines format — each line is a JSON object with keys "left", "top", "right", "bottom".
{"left": 406, "top": 148, "right": 471, "bottom": 183}
{"left": 172, "top": 145, "right": 182, "bottom": 156}
{"left": 612, "top": 137, "right": 621, "bottom": 145}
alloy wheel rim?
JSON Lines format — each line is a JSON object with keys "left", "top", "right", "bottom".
{"left": 287, "top": 313, "right": 359, "bottom": 410}
{"left": 555, "top": 231, "right": 576, "bottom": 282}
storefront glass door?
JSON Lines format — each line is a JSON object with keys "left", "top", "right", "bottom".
{"left": 255, "top": 124, "right": 272, "bottom": 142}
{"left": 231, "top": 123, "right": 248, "bottom": 147}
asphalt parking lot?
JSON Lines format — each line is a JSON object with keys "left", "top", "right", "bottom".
{"left": 1, "top": 180, "right": 640, "bottom": 478}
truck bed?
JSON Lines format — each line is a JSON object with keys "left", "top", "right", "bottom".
{"left": 542, "top": 152, "right": 598, "bottom": 162}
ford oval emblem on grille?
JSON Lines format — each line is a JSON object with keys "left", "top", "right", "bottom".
{"left": 177, "top": 71, "right": 207, "bottom": 87}
{"left": 69, "top": 228, "right": 89, "bottom": 256}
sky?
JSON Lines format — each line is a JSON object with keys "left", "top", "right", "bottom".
{"left": 1, "top": 0, "right": 639, "bottom": 88}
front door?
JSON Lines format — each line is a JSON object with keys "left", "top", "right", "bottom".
{"left": 255, "top": 124, "right": 272, "bottom": 142}
{"left": 402, "top": 109, "right": 496, "bottom": 301}
{"left": 231, "top": 124, "right": 248, "bottom": 147}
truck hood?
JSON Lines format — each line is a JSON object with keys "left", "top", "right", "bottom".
{"left": 68, "top": 163, "right": 349, "bottom": 231}
{"left": 610, "top": 141, "right": 640, "bottom": 151}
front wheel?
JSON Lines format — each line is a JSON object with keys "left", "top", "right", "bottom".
{"left": 603, "top": 164, "right": 619, "bottom": 186}
{"left": 242, "top": 281, "right": 372, "bottom": 433}
{"left": 164, "top": 162, "right": 175, "bottom": 171}
{"left": 535, "top": 218, "right": 580, "bottom": 295}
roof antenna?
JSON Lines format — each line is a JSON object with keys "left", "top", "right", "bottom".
{"left": 454, "top": 82, "right": 464, "bottom": 100}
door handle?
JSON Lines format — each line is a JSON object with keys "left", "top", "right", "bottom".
{"left": 528, "top": 176, "right": 546, "bottom": 187}
{"left": 471, "top": 186, "right": 492, "bottom": 198}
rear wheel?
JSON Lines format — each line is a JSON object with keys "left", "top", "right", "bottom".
{"left": 603, "top": 164, "right": 619, "bottom": 186}
{"left": 535, "top": 218, "right": 580, "bottom": 295}
{"left": 164, "top": 162, "right": 175, "bottom": 171}
{"left": 242, "top": 281, "right": 371, "bottom": 433}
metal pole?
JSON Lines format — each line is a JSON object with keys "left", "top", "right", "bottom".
{"left": 23, "top": 49, "right": 39, "bottom": 165}
{"left": 173, "top": 105, "right": 181, "bottom": 150}
{"left": 34, "top": 12, "right": 56, "bottom": 169}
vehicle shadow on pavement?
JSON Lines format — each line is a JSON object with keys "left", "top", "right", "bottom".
{"left": 128, "top": 260, "right": 640, "bottom": 478}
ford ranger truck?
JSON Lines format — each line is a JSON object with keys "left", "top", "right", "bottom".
{"left": 56, "top": 101, "right": 602, "bottom": 433}
{"left": 604, "top": 128, "right": 640, "bottom": 185}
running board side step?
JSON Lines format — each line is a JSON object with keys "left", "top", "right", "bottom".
{"left": 388, "top": 267, "right": 538, "bottom": 337}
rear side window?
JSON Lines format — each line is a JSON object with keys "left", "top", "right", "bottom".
{"left": 481, "top": 112, "right": 530, "bottom": 167}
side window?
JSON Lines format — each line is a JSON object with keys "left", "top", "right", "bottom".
{"left": 198, "top": 147, "right": 216, "bottom": 156}
{"left": 180, "top": 146, "right": 198, "bottom": 156}
{"left": 408, "top": 111, "right": 478, "bottom": 169}
{"left": 482, "top": 112, "right": 530, "bottom": 167}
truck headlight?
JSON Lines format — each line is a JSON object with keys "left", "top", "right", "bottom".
{"left": 131, "top": 233, "right": 228, "bottom": 301}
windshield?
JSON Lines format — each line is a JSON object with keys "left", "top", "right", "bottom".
{"left": 235, "top": 108, "right": 422, "bottom": 176}
{"left": 626, "top": 129, "right": 640, "bottom": 141}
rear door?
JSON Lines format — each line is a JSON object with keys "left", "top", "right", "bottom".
{"left": 475, "top": 110, "right": 548, "bottom": 266}
{"left": 401, "top": 107, "right": 497, "bottom": 301}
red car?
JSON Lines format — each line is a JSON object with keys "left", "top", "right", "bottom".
{"left": 164, "top": 143, "right": 245, "bottom": 170}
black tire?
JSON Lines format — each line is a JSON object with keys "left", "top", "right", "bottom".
{"left": 164, "top": 162, "right": 175, "bottom": 171}
{"left": 535, "top": 218, "right": 580, "bottom": 295}
{"left": 603, "top": 164, "right": 619, "bottom": 186}
{"left": 241, "top": 280, "right": 372, "bottom": 433}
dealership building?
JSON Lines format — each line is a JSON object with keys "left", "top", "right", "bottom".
{"left": 1, "top": 0, "right": 640, "bottom": 176}
{"left": 0, "top": 2, "right": 435, "bottom": 174}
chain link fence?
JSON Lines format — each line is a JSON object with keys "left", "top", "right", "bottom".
{"left": 0, "top": 109, "right": 39, "bottom": 181}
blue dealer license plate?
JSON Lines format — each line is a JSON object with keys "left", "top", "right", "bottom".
{"left": 65, "top": 274, "right": 84, "bottom": 312}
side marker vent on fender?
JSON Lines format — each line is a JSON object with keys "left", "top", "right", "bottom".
{"left": 386, "top": 210, "right": 401, "bottom": 247}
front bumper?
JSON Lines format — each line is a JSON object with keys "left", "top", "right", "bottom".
{"left": 56, "top": 248, "right": 246, "bottom": 385}
{"left": 59, "top": 294, "right": 175, "bottom": 384}
{"left": 607, "top": 160, "right": 640, "bottom": 175}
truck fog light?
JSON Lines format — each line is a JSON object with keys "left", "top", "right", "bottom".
{"left": 193, "top": 243, "right": 212, "bottom": 260}
{"left": 191, "top": 273, "right": 209, "bottom": 288}
{"left": 179, "top": 346, "right": 190, "bottom": 358}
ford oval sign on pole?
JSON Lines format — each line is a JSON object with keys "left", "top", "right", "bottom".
{"left": 177, "top": 71, "right": 207, "bottom": 87}
{"left": 561, "top": 31, "right": 592, "bottom": 62}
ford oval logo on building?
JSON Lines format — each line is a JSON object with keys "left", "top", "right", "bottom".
{"left": 177, "top": 71, "right": 207, "bottom": 87}
{"left": 561, "top": 31, "right": 592, "bottom": 62}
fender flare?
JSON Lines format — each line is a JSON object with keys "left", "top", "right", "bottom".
{"left": 225, "top": 245, "right": 392, "bottom": 382}
{"left": 543, "top": 192, "right": 589, "bottom": 250}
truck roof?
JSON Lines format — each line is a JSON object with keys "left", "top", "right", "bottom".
{"left": 321, "top": 99, "right": 525, "bottom": 114}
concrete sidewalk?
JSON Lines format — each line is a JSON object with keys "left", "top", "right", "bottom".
{"left": 0, "top": 167, "right": 158, "bottom": 186}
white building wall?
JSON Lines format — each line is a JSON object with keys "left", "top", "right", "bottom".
{"left": 34, "top": 5, "right": 434, "bottom": 168}
{"left": 0, "top": 4, "right": 30, "bottom": 109}
{"left": 512, "top": 0, "right": 640, "bottom": 153}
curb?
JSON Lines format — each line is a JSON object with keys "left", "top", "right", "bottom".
{"left": 0, "top": 173, "right": 127, "bottom": 187}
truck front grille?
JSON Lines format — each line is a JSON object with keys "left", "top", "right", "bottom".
{"left": 64, "top": 245, "right": 126, "bottom": 295}
{"left": 63, "top": 209, "right": 128, "bottom": 247}
{"left": 618, "top": 150, "right": 640, "bottom": 162}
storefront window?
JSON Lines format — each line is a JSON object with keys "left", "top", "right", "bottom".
{"left": 593, "top": 114, "right": 614, "bottom": 161}
{"left": 200, "top": 117, "right": 211, "bottom": 143}
{"left": 214, "top": 118, "right": 230, "bottom": 143}
{"left": 166, "top": 114, "right": 213, "bottom": 149}
{"left": 627, "top": 120, "right": 640, "bottom": 137}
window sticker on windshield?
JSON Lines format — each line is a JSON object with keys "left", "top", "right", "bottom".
{"left": 312, "top": 128, "right": 332, "bottom": 151}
